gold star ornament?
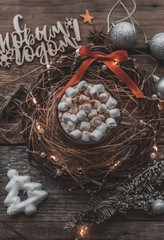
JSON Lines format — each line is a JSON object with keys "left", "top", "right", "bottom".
{"left": 80, "top": 9, "right": 94, "bottom": 24}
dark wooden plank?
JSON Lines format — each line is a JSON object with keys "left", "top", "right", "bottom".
{"left": 0, "top": 145, "right": 164, "bottom": 240}
{"left": 1, "top": 221, "right": 164, "bottom": 240}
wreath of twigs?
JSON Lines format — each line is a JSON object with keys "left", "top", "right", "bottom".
{"left": 23, "top": 45, "right": 160, "bottom": 192}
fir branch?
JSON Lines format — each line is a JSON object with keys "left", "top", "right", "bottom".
{"left": 65, "top": 159, "right": 164, "bottom": 231}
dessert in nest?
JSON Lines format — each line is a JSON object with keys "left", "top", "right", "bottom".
{"left": 57, "top": 81, "right": 120, "bottom": 143}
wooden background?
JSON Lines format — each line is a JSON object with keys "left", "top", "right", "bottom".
{"left": 0, "top": 0, "right": 164, "bottom": 239}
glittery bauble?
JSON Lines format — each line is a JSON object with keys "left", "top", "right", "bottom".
{"left": 152, "top": 199, "right": 164, "bottom": 214}
{"left": 109, "top": 22, "right": 137, "bottom": 49}
{"left": 155, "top": 77, "right": 164, "bottom": 99}
{"left": 149, "top": 33, "right": 164, "bottom": 60}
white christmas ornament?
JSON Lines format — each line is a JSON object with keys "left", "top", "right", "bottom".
{"left": 4, "top": 169, "right": 48, "bottom": 215}
{"left": 149, "top": 33, "right": 164, "bottom": 60}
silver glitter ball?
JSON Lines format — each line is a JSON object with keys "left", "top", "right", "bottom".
{"left": 56, "top": 169, "right": 62, "bottom": 176}
{"left": 155, "top": 77, "right": 164, "bottom": 99}
{"left": 149, "top": 33, "right": 164, "bottom": 60}
{"left": 109, "top": 22, "right": 137, "bottom": 49}
{"left": 152, "top": 199, "right": 164, "bottom": 214}
{"left": 40, "top": 152, "right": 46, "bottom": 158}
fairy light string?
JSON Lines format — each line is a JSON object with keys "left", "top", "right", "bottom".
{"left": 19, "top": 43, "right": 161, "bottom": 193}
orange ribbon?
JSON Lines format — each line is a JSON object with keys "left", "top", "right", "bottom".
{"left": 57, "top": 45, "right": 144, "bottom": 98}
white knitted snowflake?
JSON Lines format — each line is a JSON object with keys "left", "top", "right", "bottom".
{"left": 4, "top": 169, "right": 48, "bottom": 215}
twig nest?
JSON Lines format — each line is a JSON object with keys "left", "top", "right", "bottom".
{"left": 57, "top": 81, "right": 120, "bottom": 143}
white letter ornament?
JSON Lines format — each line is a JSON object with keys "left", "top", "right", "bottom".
{"left": 4, "top": 169, "right": 48, "bottom": 215}
{"left": 0, "top": 15, "right": 81, "bottom": 68}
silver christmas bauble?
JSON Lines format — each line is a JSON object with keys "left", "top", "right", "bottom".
{"left": 155, "top": 77, "right": 164, "bottom": 99}
{"left": 109, "top": 22, "right": 137, "bottom": 49}
{"left": 149, "top": 33, "right": 164, "bottom": 60}
{"left": 152, "top": 199, "right": 164, "bottom": 214}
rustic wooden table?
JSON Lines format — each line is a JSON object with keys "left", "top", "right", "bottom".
{"left": 0, "top": 0, "right": 164, "bottom": 239}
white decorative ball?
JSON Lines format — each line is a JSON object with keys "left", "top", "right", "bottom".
{"left": 109, "top": 22, "right": 137, "bottom": 49}
{"left": 155, "top": 77, "right": 164, "bottom": 99}
{"left": 149, "top": 33, "right": 164, "bottom": 60}
{"left": 152, "top": 199, "right": 164, "bottom": 214}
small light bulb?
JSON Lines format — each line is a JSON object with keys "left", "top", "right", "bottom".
{"left": 50, "top": 155, "right": 56, "bottom": 161}
{"left": 47, "top": 64, "right": 50, "bottom": 69}
{"left": 153, "top": 145, "right": 158, "bottom": 152}
{"left": 79, "top": 226, "right": 88, "bottom": 237}
{"left": 76, "top": 45, "right": 82, "bottom": 56}
{"left": 80, "top": 228, "right": 84, "bottom": 236}
{"left": 32, "top": 97, "right": 37, "bottom": 104}
{"left": 36, "top": 122, "right": 44, "bottom": 134}
{"left": 158, "top": 104, "right": 162, "bottom": 110}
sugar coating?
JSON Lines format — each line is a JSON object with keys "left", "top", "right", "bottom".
{"left": 90, "top": 130, "right": 103, "bottom": 141}
{"left": 106, "top": 118, "right": 117, "bottom": 128}
{"left": 89, "top": 87, "right": 99, "bottom": 99}
{"left": 66, "top": 97, "right": 73, "bottom": 107}
{"left": 80, "top": 121, "right": 91, "bottom": 131}
{"left": 58, "top": 82, "right": 120, "bottom": 143}
{"left": 68, "top": 105, "right": 78, "bottom": 114}
{"left": 58, "top": 102, "right": 68, "bottom": 111}
{"left": 81, "top": 131, "right": 90, "bottom": 141}
{"left": 109, "top": 108, "right": 120, "bottom": 118}
{"left": 79, "top": 94, "right": 90, "bottom": 104}
{"left": 70, "top": 114, "right": 78, "bottom": 123}
{"left": 95, "top": 84, "right": 105, "bottom": 93}
{"left": 4, "top": 169, "right": 48, "bottom": 216}
{"left": 70, "top": 130, "right": 82, "bottom": 139}
{"left": 96, "top": 122, "right": 107, "bottom": 134}
{"left": 91, "top": 100, "right": 101, "bottom": 109}
{"left": 106, "top": 97, "right": 117, "bottom": 109}
{"left": 88, "top": 109, "right": 97, "bottom": 119}
{"left": 77, "top": 110, "right": 87, "bottom": 121}
{"left": 65, "top": 87, "right": 77, "bottom": 97}
{"left": 67, "top": 121, "right": 76, "bottom": 131}
{"left": 83, "top": 103, "right": 92, "bottom": 113}
{"left": 97, "top": 104, "right": 107, "bottom": 113}
{"left": 77, "top": 80, "right": 88, "bottom": 91}
{"left": 90, "top": 117, "right": 101, "bottom": 127}
{"left": 98, "top": 114, "right": 105, "bottom": 121}
{"left": 62, "top": 112, "right": 71, "bottom": 123}
{"left": 99, "top": 92, "right": 108, "bottom": 102}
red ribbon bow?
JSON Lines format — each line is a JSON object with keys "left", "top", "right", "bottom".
{"left": 57, "top": 45, "right": 144, "bottom": 99}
